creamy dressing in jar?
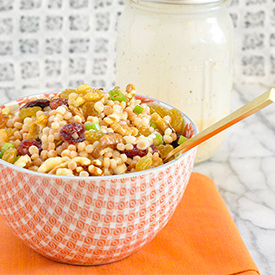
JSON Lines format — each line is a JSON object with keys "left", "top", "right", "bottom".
{"left": 116, "top": 0, "right": 233, "bottom": 163}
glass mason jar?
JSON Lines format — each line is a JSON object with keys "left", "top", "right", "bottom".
{"left": 116, "top": 0, "right": 234, "bottom": 163}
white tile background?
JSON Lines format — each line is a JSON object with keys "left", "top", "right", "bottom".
{"left": 0, "top": 0, "right": 274, "bottom": 102}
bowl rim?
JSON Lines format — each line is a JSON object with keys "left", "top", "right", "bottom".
{"left": 0, "top": 92, "right": 199, "bottom": 180}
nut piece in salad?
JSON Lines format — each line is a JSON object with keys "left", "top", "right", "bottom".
{"left": 0, "top": 84, "right": 190, "bottom": 176}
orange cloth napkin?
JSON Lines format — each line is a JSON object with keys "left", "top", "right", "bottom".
{"left": 0, "top": 172, "right": 260, "bottom": 275}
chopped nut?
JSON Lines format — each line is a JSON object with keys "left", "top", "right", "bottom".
{"left": 14, "top": 155, "right": 32, "bottom": 168}
{"left": 56, "top": 168, "right": 74, "bottom": 176}
{"left": 49, "top": 162, "right": 68, "bottom": 174}
{"left": 69, "top": 105, "right": 85, "bottom": 122}
{"left": 91, "top": 159, "right": 102, "bottom": 167}
{"left": 38, "top": 157, "right": 65, "bottom": 173}
{"left": 113, "top": 164, "right": 127, "bottom": 175}
{"left": 73, "top": 157, "right": 91, "bottom": 166}
{"left": 76, "top": 166, "right": 84, "bottom": 173}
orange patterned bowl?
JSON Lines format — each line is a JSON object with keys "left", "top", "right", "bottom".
{"left": 0, "top": 93, "right": 198, "bottom": 265}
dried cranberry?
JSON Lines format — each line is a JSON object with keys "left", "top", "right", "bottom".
{"left": 171, "top": 133, "right": 181, "bottom": 148}
{"left": 60, "top": 123, "right": 85, "bottom": 144}
{"left": 50, "top": 98, "right": 69, "bottom": 110}
{"left": 122, "top": 144, "right": 148, "bottom": 158}
{"left": 21, "top": 99, "right": 50, "bottom": 110}
{"left": 17, "top": 139, "right": 42, "bottom": 156}
{"left": 150, "top": 144, "right": 159, "bottom": 154}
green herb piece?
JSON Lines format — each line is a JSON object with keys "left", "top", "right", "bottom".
{"left": 109, "top": 90, "right": 127, "bottom": 102}
{"left": 150, "top": 121, "right": 158, "bottom": 129}
{"left": 133, "top": 105, "right": 144, "bottom": 114}
{"left": 178, "top": 135, "right": 188, "bottom": 145}
{"left": 153, "top": 132, "right": 163, "bottom": 146}
{"left": 1, "top": 143, "right": 15, "bottom": 155}
{"left": 85, "top": 121, "right": 101, "bottom": 131}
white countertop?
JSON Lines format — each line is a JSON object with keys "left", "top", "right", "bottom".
{"left": 194, "top": 84, "right": 275, "bottom": 275}
{"left": 1, "top": 84, "right": 274, "bottom": 274}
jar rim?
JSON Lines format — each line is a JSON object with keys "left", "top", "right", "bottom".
{"left": 131, "top": 0, "right": 225, "bottom": 4}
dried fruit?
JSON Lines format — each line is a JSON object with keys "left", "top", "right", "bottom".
{"left": 17, "top": 139, "right": 42, "bottom": 156}
{"left": 169, "top": 109, "right": 184, "bottom": 134}
{"left": 21, "top": 99, "right": 50, "bottom": 110}
{"left": 2, "top": 147, "right": 18, "bottom": 163}
{"left": 126, "top": 84, "right": 135, "bottom": 93}
{"left": 137, "top": 126, "right": 151, "bottom": 137}
{"left": 6, "top": 128, "right": 15, "bottom": 137}
{"left": 157, "top": 144, "right": 174, "bottom": 159}
{"left": 77, "top": 84, "right": 94, "bottom": 95}
{"left": 60, "top": 123, "right": 85, "bottom": 144}
{"left": 19, "top": 107, "right": 42, "bottom": 120}
{"left": 136, "top": 156, "right": 152, "bottom": 171}
{"left": 171, "top": 133, "right": 181, "bottom": 148}
{"left": 59, "top": 89, "right": 76, "bottom": 99}
{"left": 83, "top": 90, "right": 103, "bottom": 102}
{"left": 0, "top": 112, "right": 8, "bottom": 129}
{"left": 50, "top": 98, "right": 69, "bottom": 110}
{"left": 150, "top": 144, "right": 159, "bottom": 154}
{"left": 85, "top": 130, "right": 105, "bottom": 143}
{"left": 92, "top": 133, "right": 123, "bottom": 158}
{"left": 81, "top": 102, "right": 97, "bottom": 118}
{"left": 36, "top": 115, "right": 48, "bottom": 127}
{"left": 148, "top": 103, "right": 169, "bottom": 118}
{"left": 0, "top": 129, "right": 8, "bottom": 146}
{"left": 69, "top": 105, "right": 85, "bottom": 122}
{"left": 27, "top": 122, "right": 40, "bottom": 139}
{"left": 122, "top": 144, "right": 148, "bottom": 158}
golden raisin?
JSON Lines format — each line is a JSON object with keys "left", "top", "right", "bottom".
{"left": 36, "top": 115, "right": 48, "bottom": 127}
{"left": 2, "top": 147, "right": 17, "bottom": 164}
{"left": 92, "top": 133, "right": 123, "bottom": 158}
{"left": 19, "top": 107, "right": 42, "bottom": 120}
{"left": 6, "top": 128, "right": 15, "bottom": 137}
{"left": 81, "top": 102, "right": 97, "bottom": 118}
{"left": 59, "top": 89, "right": 77, "bottom": 99}
{"left": 0, "top": 113, "right": 8, "bottom": 129}
{"left": 137, "top": 126, "right": 151, "bottom": 137}
{"left": 77, "top": 84, "right": 91, "bottom": 94}
{"left": 126, "top": 84, "right": 136, "bottom": 93}
{"left": 148, "top": 103, "right": 169, "bottom": 118}
{"left": 85, "top": 130, "right": 105, "bottom": 143}
{"left": 27, "top": 122, "right": 39, "bottom": 139}
{"left": 169, "top": 109, "right": 184, "bottom": 134}
{"left": 83, "top": 89, "right": 103, "bottom": 102}
{"left": 157, "top": 144, "right": 174, "bottom": 159}
{"left": 0, "top": 129, "right": 8, "bottom": 146}
{"left": 136, "top": 156, "right": 152, "bottom": 171}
